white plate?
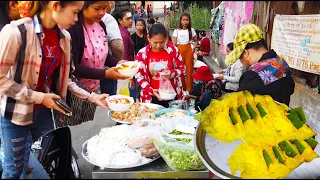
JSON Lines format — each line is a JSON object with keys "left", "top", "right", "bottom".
{"left": 108, "top": 103, "right": 165, "bottom": 124}
{"left": 82, "top": 140, "right": 161, "bottom": 169}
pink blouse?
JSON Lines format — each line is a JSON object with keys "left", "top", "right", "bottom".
{"left": 79, "top": 22, "right": 109, "bottom": 92}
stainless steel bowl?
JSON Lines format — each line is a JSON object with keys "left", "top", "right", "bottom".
{"left": 194, "top": 121, "right": 320, "bottom": 179}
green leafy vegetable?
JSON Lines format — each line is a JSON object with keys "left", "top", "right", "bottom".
{"left": 194, "top": 112, "right": 202, "bottom": 121}
{"left": 153, "top": 137, "right": 206, "bottom": 171}
{"left": 169, "top": 129, "right": 193, "bottom": 143}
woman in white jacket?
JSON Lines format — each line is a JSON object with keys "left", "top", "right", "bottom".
{"left": 215, "top": 43, "right": 246, "bottom": 92}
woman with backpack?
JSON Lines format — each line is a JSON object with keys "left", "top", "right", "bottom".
{"left": 0, "top": 2, "right": 54, "bottom": 178}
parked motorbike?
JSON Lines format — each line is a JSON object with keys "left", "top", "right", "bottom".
{"left": 32, "top": 127, "right": 81, "bottom": 179}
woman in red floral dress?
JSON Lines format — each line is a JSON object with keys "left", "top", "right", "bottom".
{"left": 135, "top": 23, "right": 185, "bottom": 107}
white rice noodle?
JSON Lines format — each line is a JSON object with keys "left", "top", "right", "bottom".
{"left": 86, "top": 125, "right": 149, "bottom": 169}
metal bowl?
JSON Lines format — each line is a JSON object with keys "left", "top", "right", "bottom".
{"left": 82, "top": 140, "right": 161, "bottom": 170}
{"left": 169, "top": 100, "right": 188, "bottom": 110}
{"left": 194, "top": 121, "right": 320, "bottom": 179}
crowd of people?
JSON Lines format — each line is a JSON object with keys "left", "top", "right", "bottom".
{"left": 0, "top": 1, "right": 295, "bottom": 179}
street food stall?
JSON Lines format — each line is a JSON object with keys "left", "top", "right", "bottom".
{"left": 80, "top": 79, "right": 320, "bottom": 179}
{"left": 81, "top": 95, "right": 210, "bottom": 179}
{"left": 194, "top": 91, "right": 320, "bottom": 179}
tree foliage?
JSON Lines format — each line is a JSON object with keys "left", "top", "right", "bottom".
{"left": 169, "top": 3, "right": 212, "bottom": 31}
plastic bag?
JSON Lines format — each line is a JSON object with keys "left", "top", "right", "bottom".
{"left": 117, "top": 79, "right": 130, "bottom": 96}
{"left": 159, "top": 76, "right": 175, "bottom": 95}
{"left": 126, "top": 120, "right": 164, "bottom": 158}
{"left": 156, "top": 116, "right": 199, "bottom": 133}
{"left": 153, "top": 131, "right": 206, "bottom": 171}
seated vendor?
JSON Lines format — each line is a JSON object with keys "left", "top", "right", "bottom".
{"left": 225, "top": 24, "right": 295, "bottom": 106}
{"left": 215, "top": 43, "right": 246, "bottom": 93}
{"left": 184, "top": 66, "right": 222, "bottom": 111}
{"left": 196, "top": 31, "right": 210, "bottom": 57}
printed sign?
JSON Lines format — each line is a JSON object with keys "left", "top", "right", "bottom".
{"left": 271, "top": 15, "right": 320, "bottom": 74}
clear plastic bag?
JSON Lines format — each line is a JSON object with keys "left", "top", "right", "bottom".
{"left": 159, "top": 76, "right": 176, "bottom": 95}
{"left": 117, "top": 79, "right": 130, "bottom": 96}
{"left": 153, "top": 131, "right": 206, "bottom": 171}
{"left": 126, "top": 120, "right": 164, "bottom": 158}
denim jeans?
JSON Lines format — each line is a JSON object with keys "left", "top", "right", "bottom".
{"left": 0, "top": 107, "right": 53, "bottom": 179}
{"left": 129, "top": 78, "right": 140, "bottom": 102}
{"left": 28, "top": 152, "right": 50, "bottom": 179}
{"left": 191, "top": 83, "right": 213, "bottom": 111}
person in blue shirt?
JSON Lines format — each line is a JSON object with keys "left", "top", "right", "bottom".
{"left": 133, "top": 11, "right": 139, "bottom": 26}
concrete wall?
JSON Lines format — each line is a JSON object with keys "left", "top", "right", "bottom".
{"left": 289, "top": 81, "right": 320, "bottom": 132}
{"left": 211, "top": 42, "right": 227, "bottom": 69}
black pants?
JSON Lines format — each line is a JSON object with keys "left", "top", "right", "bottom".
{"left": 100, "top": 78, "right": 117, "bottom": 95}
{"left": 191, "top": 83, "right": 213, "bottom": 111}
{"left": 219, "top": 82, "right": 235, "bottom": 93}
{"left": 151, "top": 96, "right": 174, "bottom": 108}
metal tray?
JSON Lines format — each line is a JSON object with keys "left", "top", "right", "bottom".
{"left": 82, "top": 140, "right": 161, "bottom": 170}
{"left": 194, "top": 121, "right": 320, "bottom": 179}
{"left": 108, "top": 103, "right": 165, "bottom": 124}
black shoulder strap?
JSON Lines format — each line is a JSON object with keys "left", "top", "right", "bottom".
{"left": 99, "top": 21, "right": 107, "bottom": 36}
{"left": 4, "top": 24, "right": 27, "bottom": 120}
{"left": 15, "top": 24, "right": 27, "bottom": 83}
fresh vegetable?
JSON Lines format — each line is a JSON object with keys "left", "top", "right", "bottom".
{"left": 229, "top": 108, "right": 238, "bottom": 125}
{"left": 291, "top": 107, "right": 306, "bottom": 123}
{"left": 278, "top": 140, "right": 297, "bottom": 157}
{"left": 263, "top": 149, "right": 272, "bottom": 166}
{"left": 291, "top": 139, "right": 305, "bottom": 154}
{"left": 256, "top": 103, "right": 267, "bottom": 117}
{"left": 237, "top": 105, "right": 250, "bottom": 123}
{"left": 194, "top": 112, "right": 202, "bottom": 121}
{"left": 169, "top": 129, "right": 193, "bottom": 143}
{"left": 272, "top": 146, "right": 285, "bottom": 164}
{"left": 153, "top": 137, "right": 205, "bottom": 171}
{"left": 305, "top": 137, "right": 318, "bottom": 148}
{"left": 286, "top": 111, "right": 303, "bottom": 129}
{"left": 246, "top": 103, "right": 257, "bottom": 119}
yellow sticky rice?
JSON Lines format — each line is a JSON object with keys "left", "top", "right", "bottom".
{"left": 202, "top": 91, "right": 319, "bottom": 179}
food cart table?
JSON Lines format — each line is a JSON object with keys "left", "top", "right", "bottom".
{"left": 92, "top": 157, "right": 210, "bottom": 179}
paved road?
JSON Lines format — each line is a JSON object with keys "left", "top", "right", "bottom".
{"left": 70, "top": 8, "right": 165, "bottom": 179}
{"left": 128, "top": 8, "right": 166, "bottom": 34}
